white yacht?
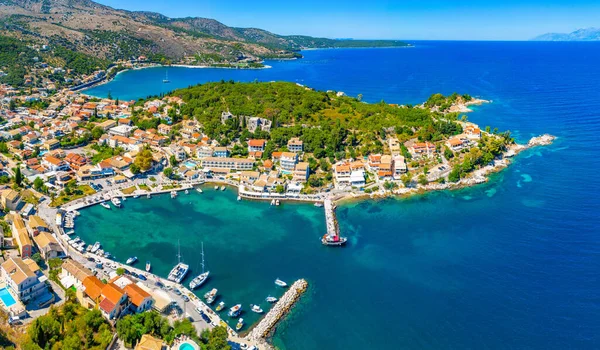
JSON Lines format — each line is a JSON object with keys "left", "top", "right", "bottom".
{"left": 237, "top": 196, "right": 242, "bottom": 201}
{"left": 126, "top": 256, "right": 138, "bottom": 265}
{"left": 197, "top": 188, "right": 203, "bottom": 194}
{"left": 168, "top": 240, "right": 189, "bottom": 283}
{"left": 171, "top": 191, "right": 177, "bottom": 198}
{"left": 266, "top": 296, "right": 278, "bottom": 303}
{"left": 214, "top": 185, "right": 219, "bottom": 190}
{"left": 220, "top": 185, "right": 225, "bottom": 191}
{"left": 189, "top": 242, "right": 210, "bottom": 289}
{"left": 204, "top": 288, "right": 218, "bottom": 304}
{"left": 100, "top": 202, "right": 111, "bottom": 209}
{"left": 111, "top": 197, "right": 122, "bottom": 208}
{"left": 185, "top": 189, "right": 189, "bottom": 194}
{"left": 250, "top": 304, "right": 263, "bottom": 314}
{"left": 275, "top": 278, "right": 288, "bottom": 287}
{"left": 91, "top": 242, "right": 101, "bottom": 253}
{"left": 228, "top": 304, "right": 242, "bottom": 317}
{"left": 146, "top": 261, "right": 151, "bottom": 272}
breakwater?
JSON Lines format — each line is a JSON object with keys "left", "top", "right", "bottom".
{"left": 246, "top": 279, "right": 308, "bottom": 343}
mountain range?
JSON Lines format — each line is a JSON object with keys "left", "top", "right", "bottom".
{"left": 0, "top": 0, "right": 409, "bottom": 64}
{"left": 531, "top": 27, "right": 600, "bottom": 41}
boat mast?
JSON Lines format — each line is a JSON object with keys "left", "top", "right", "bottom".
{"left": 177, "top": 239, "right": 182, "bottom": 264}
{"left": 201, "top": 242, "right": 205, "bottom": 273}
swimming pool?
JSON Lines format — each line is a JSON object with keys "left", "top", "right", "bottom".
{"left": 0, "top": 288, "right": 17, "bottom": 307}
{"left": 178, "top": 342, "right": 198, "bottom": 350}
{"left": 183, "top": 161, "right": 197, "bottom": 169}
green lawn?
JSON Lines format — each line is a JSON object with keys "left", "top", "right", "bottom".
{"left": 121, "top": 186, "right": 137, "bottom": 195}
{"left": 50, "top": 185, "right": 96, "bottom": 207}
{"left": 138, "top": 184, "right": 151, "bottom": 192}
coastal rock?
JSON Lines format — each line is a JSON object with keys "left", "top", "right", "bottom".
{"left": 527, "top": 134, "right": 556, "bottom": 147}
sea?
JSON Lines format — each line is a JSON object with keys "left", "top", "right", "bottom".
{"left": 80, "top": 41, "right": 600, "bottom": 349}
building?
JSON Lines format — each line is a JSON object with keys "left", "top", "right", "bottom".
{"left": 60, "top": 259, "right": 94, "bottom": 290}
{"left": 0, "top": 257, "right": 46, "bottom": 302}
{"left": 446, "top": 136, "right": 465, "bottom": 151}
{"left": 135, "top": 334, "right": 166, "bottom": 350}
{"left": 42, "top": 155, "right": 69, "bottom": 171}
{"left": 11, "top": 213, "right": 32, "bottom": 258}
{"left": 279, "top": 152, "right": 298, "bottom": 172}
{"left": 240, "top": 171, "right": 261, "bottom": 185}
{"left": 334, "top": 161, "right": 366, "bottom": 188}
{"left": 464, "top": 125, "right": 482, "bottom": 139}
{"left": 201, "top": 157, "right": 254, "bottom": 171}
{"left": 99, "top": 282, "right": 128, "bottom": 320}
{"left": 124, "top": 283, "right": 153, "bottom": 314}
{"left": 213, "top": 147, "right": 229, "bottom": 158}
{"left": 27, "top": 215, "right": 50, "bottom": 234}
{"left": 33, "top": 231, "right": 63, "bottom": 260}
{"left": 157, "top": 124, "right": 171, "bottom": 135}
{"left": 410, "top": 142, "right": 436, "bottom": 157}
{"left": 196, "top": 146, "right": 213, "bottom": 159}
{"left": 388, "top": 138, "right": 402, "bottom": 156}
{"left": 292, "top": 162, "right": 310, "bottom": 183}
{"left": 393, "top": 156, "right": 407, "bottom": 179}
{"left": 98, "top": 119, "right": 117, "bottom": 131}
{"left": 248, "top": 139, "right": 267, "bottom": 153}
{"left": 1, "top": 189, "right": 22, "bottom": 211}
{"left": 108, "top": 125, "right": 134, "bottom": 137}
{"left": 80, "top": 275, "right": 105, "bottom": 308}
{"left": 287, "top": 137, "right": 303, "bottom": 153}
{"left": 65, "top": 153, "right": 88, "bottom": 170}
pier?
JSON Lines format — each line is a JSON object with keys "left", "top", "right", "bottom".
{"left": 324, "top": 198, "right": 340, "bottom": 237}
{"left": 245, "top": 279, "right": 308, "bottom": 343}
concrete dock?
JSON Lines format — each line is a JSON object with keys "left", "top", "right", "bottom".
{"left": 245, "top": 279, "right": 308, "bottom": 343}
{"left": 324, "top": 198, "right": 339, "bottom": 237}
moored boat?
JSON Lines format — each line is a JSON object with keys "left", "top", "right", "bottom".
{"left": 168, "top": 240, "right": 189, "bottom": 283}
{"left": 91, "top": 242, "right": 101, "bottom": 253}
{"left": 146, "top": 261, "right": 151, "bottom": 272}
{"left": 266, "top": 296, "right": 277, "bottom": 303}
{"left": 86, "top": 245, "right": 93, "bottom": 252}
{"left": 236, "top": 318, "right": 244, "bottom": 331}
{"left": 126, "top": 256, "right": 138, "bottom": 265}
{"left": 197, "top": 187, "right": 203, "bottom": 193}
{"left": 220, "top": 185, "right": 225, "bottom": 191}
{"left": 204, "top": 288, "right": 218, "bottom": 304}
{"left": 170, "top": 190, "right": 177, "bottom": 198}
{"left": 111, "top": 197, "right": 122, "bottom": 208}
{"left": 147, "top": 193, "right": 151, "bottom": 199}
{"left": 216, "top": 301, "right": 225, "bottom": 312}
{"left": 250, "top": 304, "right": 263, "bottom": 314}
{"left": 321, "top": 234, "right": 348, "bottom": 246}
{"left": 237, "top": 195, "right": 241, "bottom": 201}
{"left": 314, "top": 202, "right": 324, "bottom": 207}
{"left": 185, "top": 189, "right": 189, "bottom": 194}
{"left": 100, "top": 202, "right": 111, "bottom": 209}
{"left": 133, "top": 194, "right": 140, "bottom": 198}
{"left": 275, "top": 278, "right": 287, "bottom": 287}
{"left": 275, "top": 199, "right": 280, "bottom": 206}
{"left": 214, "top": 185, "right": 219, "bottom": 190}
{"left": 228, "top": 304, "right": 242, "bottom": 317}
{"left": 189, "top": 242, "right": 210, "bottom": 289}
{"left": 270, "top": 199, "right": 275, "bottom": 206}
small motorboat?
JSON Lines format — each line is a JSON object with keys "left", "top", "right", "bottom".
{"left": 216, "top": 301, "right": 225, "bottom": 312}
{"left": 126, "top": 256, "right": 138, "bottom": 265}
{"left": 237, "top": 196, "right": 242, "bottom": 201}
{"left": 122, "top": 196, "right": 127, "bottom": 201}
{"left": 91, "top": 242, "right": 101, "bottom": 253}
{"left": 220, "top": 185, "right": 225, "bottom": 191}
{"left": 266, "top": 296, "right": 278, "bottom": 303}
{"left": 314, "top": 202, "right": 324, "bottom": 208}
{"left": 204, "top": 288, "right": 218, "bottom": 304}
{"left": 133, "top": 194, "right": 140, "bottom": 198}
{"left": 214, "top": 186, "right": 219, "bottom": 190}
{"left": 111, "top": 197, "right": 122, "bottom": 208}
{"left": 100, "top": 202, "right": 111, "bottom": 209}
{"left": 147, "top": 193, "right": 151, "bottom": 199}
{"left": 236, "top": 318, "right": 244, "bottom": 331}
{"left": 275, "top": 199, "right": 280, "bottom": 206}
{"left": 185, "top": 189, "right": 189, "bottom": 194}
{"left": 170, "top": 191, "right": 177, "bottom": 198}
{"left": 86, "top": 245, "right": 93, "bottom": 252}
{"left": 197, "top": 188, "right": 203, "bottom": 193}
{"left": 270, "top": 199, "right": 275, "bottom": 206}
{"left": 228, "top": 304, "right": 242, "bottom": 317}
{"left": 65, "top": 230, "right": 75, "bottom": 235}
{"left": 146, "top": 261, "right": 151, "bottom": 272}
{"left": 250, "top": 304, "right": 263, "bottom": 314}
{"left": 275, "top": 278, "right": 287, "bottom": 287}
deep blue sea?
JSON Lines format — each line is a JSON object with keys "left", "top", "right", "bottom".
{"left": 83, "top": 42, "right": 600, "bottom": 349}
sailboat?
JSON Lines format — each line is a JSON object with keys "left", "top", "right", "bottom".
{"left": 168, "top": 240, "right": 189, "bottom": 283}
{"left": 163, "top": 70, "right": 170, "bottom": 83}
{"left": 189, "top": 242, "right": 210, "bottom": 289}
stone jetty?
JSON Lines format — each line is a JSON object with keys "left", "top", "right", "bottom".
{"left": 324, "top": 198, "right": 339, "bottom": 237}
{"left": 245, "top": 279, "right": 309, "bottom": 343}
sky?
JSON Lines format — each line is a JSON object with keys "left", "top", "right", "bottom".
{"left": 96, "top": 0, "right": 600, "bottom": 40}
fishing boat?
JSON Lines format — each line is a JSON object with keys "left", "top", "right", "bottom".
{"left": 266, "top": 296, "right": 278, "bottom": 303}
{"left": 220, "top": 185, "right": 225, "bottom": 191}
{"left": 250, "top": 304, "right": 263, "bottom": 314}
{"left": 189, "top": 242, "right": 210, "bottom": 289}
{"left": 214, "top": 185, "right": 219, "bottom": 190}
{"left": 228, "top": 304, "right": 242, "bottom": 317}
{"left": 126, "top": 256, "right": 138, "bottom": 265}
{"left": 196, "top": 188, "right": 203, "bottom": 194}
{"left": 236, "top": 318, "right": 244, "bottom": 331}
{"left": 321, "top": 233, "right": 348, "bottom": 246}
{"left": 216, "top": 301, "right": 225, "bottom": 312}
{"left": 204, "top": 288, "right": 218, "bottom": 304}
{"left": 275, "top": 278, "right": 287, "bottom": 287}
{"left": 168, "top": 240, "right": 189, "bottom": 283}
{"left": 100, "top": 202, "right": 111, "bottom": 209}
{"left": 314, "top": 202, "right": 324, "bottom": 208}
{"left": 170, "top": 191, "right": 177, "bottom": 199}
{"left": 111, "top": 197, "right": 122, "bottom": 208}
{"left": 146, "top": 261, "right": 151, "bottom": 272}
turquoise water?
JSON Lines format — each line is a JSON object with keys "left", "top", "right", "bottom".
{"left": 81, "top": 42, "right": 600, "bottom": 349}
{"left": 178, "top": 342, "right": 196, "bottom": 350}
{"left": 0, "top": 287, "right": 17, "bottom": 307}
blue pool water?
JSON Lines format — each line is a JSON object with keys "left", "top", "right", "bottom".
{"left": 82, "top": 42, "right": 600, "bottom": 349}
{"left": 183, "top": 160, "right": 197, "bottom": 169}
{"left": 0, "top": 287, "right": 17, "bottom": 307}
{"left": 178, "top": 342, "right": 196, "bottom": 350}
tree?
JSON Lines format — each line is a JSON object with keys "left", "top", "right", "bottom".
{"left": 275, "top": 185, "right": 285, "bottom": 194}
{"left": 448, "top": 166, "right": 461, "bottom": 183}
{"left": 31, "top": 252, "right": 42, "bottom": 264}
{"left": 130, "top": 163, "right": 140, "bottom": 174}
{"left": 443, "top": 146, "right": 454, "bottom": 159}
{"left": 401, "top": 173, "right": 412, "bottom": 187}
{"left": 134, "top": 147, "right": 154, "bottom": 172}
{"left": 14, "top": 167, "right": 22, "bottom": 187}
{"left": 8, "top": 98, "right": 16, "bottom": 111}
{"left": 116, "top": 267, "right": 125, "bottom": 276}
{"left": 163, "top": 167, "right": 173, "bottom": 179}
{"left": 383, "top": 181, "right": 397, "bottom": 190}
{"left": 418, "top": 174, "right": 428, "bottom": 185}
{"left": 107, "top": 91, "right": 112, "bottom": 100}
{"left": 91, "top": 126, "right": 104, "bottom": 140}
{"left": 33, "top": 177, "right": 44, "bottom": 191}
{"left": 169, "top": 155, "right": 178, "bottom": 167}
